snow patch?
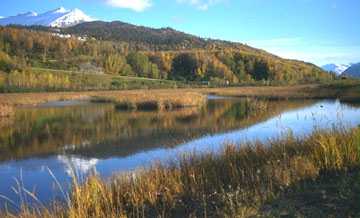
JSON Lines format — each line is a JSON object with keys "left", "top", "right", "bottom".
{"left": 321, "top": 63, "right": 350, "bottom": 75}
{"left": 0, "top": 7, "right": 93, "bottom": 28}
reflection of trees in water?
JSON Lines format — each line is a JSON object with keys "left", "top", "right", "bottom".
{"left": 0, "top": 99, "right": 315, "bottom": 161}
{"left": 340, "top": 99, "right": 360, "bottom": 109}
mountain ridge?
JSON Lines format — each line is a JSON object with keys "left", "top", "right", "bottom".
{"left": 342, "top": 63, "right": 360, "bottom": 78}
{"left": 0, "top": 7, "right": 93, "bottom": 28}
{"left": 321, "top": 63, "right": 350, "bottom": 75}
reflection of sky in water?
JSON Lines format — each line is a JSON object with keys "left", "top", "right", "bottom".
{"left": 1, "top": 99, "right": 360, "bottom": 209}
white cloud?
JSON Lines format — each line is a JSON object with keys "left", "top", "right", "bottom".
{"left": 176, "top": 0, "right": 224, "bottom": 10}
{"left": 58, "top": 155, "right": 99, "bottom": 176}
{"left": 104, "top": 0, "right": 152, "bottom": 12}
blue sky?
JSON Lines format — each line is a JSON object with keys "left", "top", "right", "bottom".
{"left": 1, "top": 0, "right": 359, "bottom": 66}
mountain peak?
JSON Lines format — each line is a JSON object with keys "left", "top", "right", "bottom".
{"left": 321, "top": 63, "right": 350, "bottom": 75}
{"left": 342, "top": 63, "right": 360, "bottom": 78}
{"left": 71, "top": 8, "right": 82, "bottom": 13}
{"left": 0, "top": 7, "right": 93, "bottom": 28}
{"left": 53, "top": 7, "right": 68, "bottom": 13}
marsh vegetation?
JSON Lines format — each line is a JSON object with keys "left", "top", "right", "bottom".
{"left": 1, "top": 128, "right": 359, "bottom": 217}
{"left": 1, "top": 82, "right": 360, "bottom": 217}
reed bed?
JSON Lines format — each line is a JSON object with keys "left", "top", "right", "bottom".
{"left": 198, "top": 80, "right": 360, "bottom": 101}
{"left": 3, "top": 127, "right": 360, "bottom": 217}
{"left": 92, "top": 91, "right": 207, "bottom": 111}
{"left": 0, "top": 80, "right": 358, "bottom": 108}
{"left": 0, "top": 90, "right": 207, "bottom": 109}
{"left": 0, "top": 104, "right": 14, "bottom": 117}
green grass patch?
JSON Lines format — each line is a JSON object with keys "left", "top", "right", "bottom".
{"left": 0, "top": 68, "right": 187, "bottom": 93}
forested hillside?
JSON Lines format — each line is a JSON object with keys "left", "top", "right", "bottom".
{"left": 0, "top": 22, "right": 332, "bottom": 92}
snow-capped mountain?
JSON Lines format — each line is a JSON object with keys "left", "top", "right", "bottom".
{"left": 321, "top": 63, "right": 350, "bottom": 75}
{"left": 0, "top": 7, "right": 94, "bottom": 28}
{"left": 342, "top": 63, "right": 360, "bottom": 79}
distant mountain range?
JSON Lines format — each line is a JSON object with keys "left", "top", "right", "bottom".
{"left": 321, "top": 63, "right": 360, "bottom": 79}
{"left": 0, "top": 7, "right": 93, "bottom": 28}
{"left": 342, "top": 63, "right": 360, "bottom": 78}
{"left": 321, "top": 63, "right": 351, "bottom": 75}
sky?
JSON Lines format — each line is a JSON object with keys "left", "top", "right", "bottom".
{"left": 0, "top": 0, "right": 359, "bottom": 66}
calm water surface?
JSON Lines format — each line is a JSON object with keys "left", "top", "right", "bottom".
{"left": 1, "top": 97, "right": 360, "bottom": 209}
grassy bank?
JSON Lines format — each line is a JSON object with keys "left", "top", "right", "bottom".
{"left": 0, "top": 90, "right": 207, "bottom": 110}
{"left": 1, "top": 80, "right": 359, "bottom": 107}
{"left": 0, "top": 69, "right": 186, "bottom": 93}
{"left": 199, "top": 80, "right": 360, "bottom": 101}
{"left": 3, "top": 128, "right": 360, "bottom": 217}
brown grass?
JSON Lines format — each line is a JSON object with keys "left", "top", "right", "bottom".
{"left": 0, "top": 90, "right": 207, "bottom": 111}
{"left": 3, "top": 128, "right": 360, "bottom": 217}
{"left": 0, "top": 104, "right": 14, "bottom": 117}
{"left": 93, "top": 91, "right": 207, "bottom": 111}
{"left": 197, "top": 81, "right": 360, "bottom": 101}
{"left": 0, "top": 80, "right": 359, "bottom": 109}
{"left": 1, "top": 80, "right": 360, "bottom": 106}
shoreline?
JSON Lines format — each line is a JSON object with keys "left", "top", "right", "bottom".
{"left": 1, "top": 81, "right": 359, "bottom": 107}
{"left": 2, "top": 127, "right": 359, "bottom": 217}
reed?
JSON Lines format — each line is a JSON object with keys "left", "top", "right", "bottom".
{"left": 0, "top": 104, "right": 14, "bottom": 117}
{"left": 197, "top": 80, "right": 360, "bottom": 101}
{"left": 0, "top": 80, "right": 358, "bottom": 108}
{"left": 0, "top": 90, "right": 207, "bottom": 110}
{"left": 3, "top": 127, "right": 360, "bottom": 217}
{"left": 93, "top": 91, "right": 207, "bottom": 111}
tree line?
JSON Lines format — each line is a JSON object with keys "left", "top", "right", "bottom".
{"left": 0, "top": 27, "right": 332, "bottom": 89}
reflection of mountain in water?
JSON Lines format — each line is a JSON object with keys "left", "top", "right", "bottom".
{"left": 57, "top": 155, "right": 98, "bottom": 176}
{"left": 0, "top": 99, "right": 315, "bottom": 162}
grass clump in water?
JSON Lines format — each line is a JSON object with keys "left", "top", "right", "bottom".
{"left": 111, "top": 91, "right": 207, "bottom": 111}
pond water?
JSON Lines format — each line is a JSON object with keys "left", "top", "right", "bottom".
{"left": 1, "top": 97, "right": 360, "bottom": 210}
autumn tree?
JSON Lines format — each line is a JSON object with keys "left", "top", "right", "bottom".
{"left": 171, "top": 53, "right": 198, "bottom": 81}
{"left": 127, "top": 52, "right": 150, "bottom": 77}
{"left": 106, "top": 54, "right": 134, "bottom": 76}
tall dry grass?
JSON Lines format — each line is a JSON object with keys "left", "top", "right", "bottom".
{"left": 2, "top": 127, "right": 360, "bottom": 217}
{"left": 197, "top": 80, "right": 360, "bottom": 101}
{"left": 0, "top": 104, "right": 14, "bottom": 117}
{"left": 92, "top": 91, "right": 207, "bottom": 111}
{"left": 0, "top": 90, "right": 207, "bottom": 110}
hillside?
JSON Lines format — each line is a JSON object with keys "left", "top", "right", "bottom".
{"left": 342, "top": 63, "right": 360, "bottom": 78}
{"left": 22, "top": 20, "right": 265, "bottom": 54}
{"left": 0, "top": 21, "right": 331, "bottom": 92}
{"left": 65, "top": 21, "right": 209, "bottom": 50}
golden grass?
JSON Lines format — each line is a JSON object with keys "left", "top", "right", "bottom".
{"left": 3, "top": 128, "right": 360, "bottom": 217}
{"left": 1, "top": 79, "right": 360, "bottom": 106}
{"left": 0, "top": 104, "right": 14, "bottom": 117}
{"left": 0, "top": 80, "right": 359, "bottom": 109}
{"left": 197, "top": 82, "right": 360, "bottom": 101}
{"left": 0, "top": 90, "right": 207, "bottom": 111}
{"left": 92, "top": 91, "right": 207, "bottom": 111}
